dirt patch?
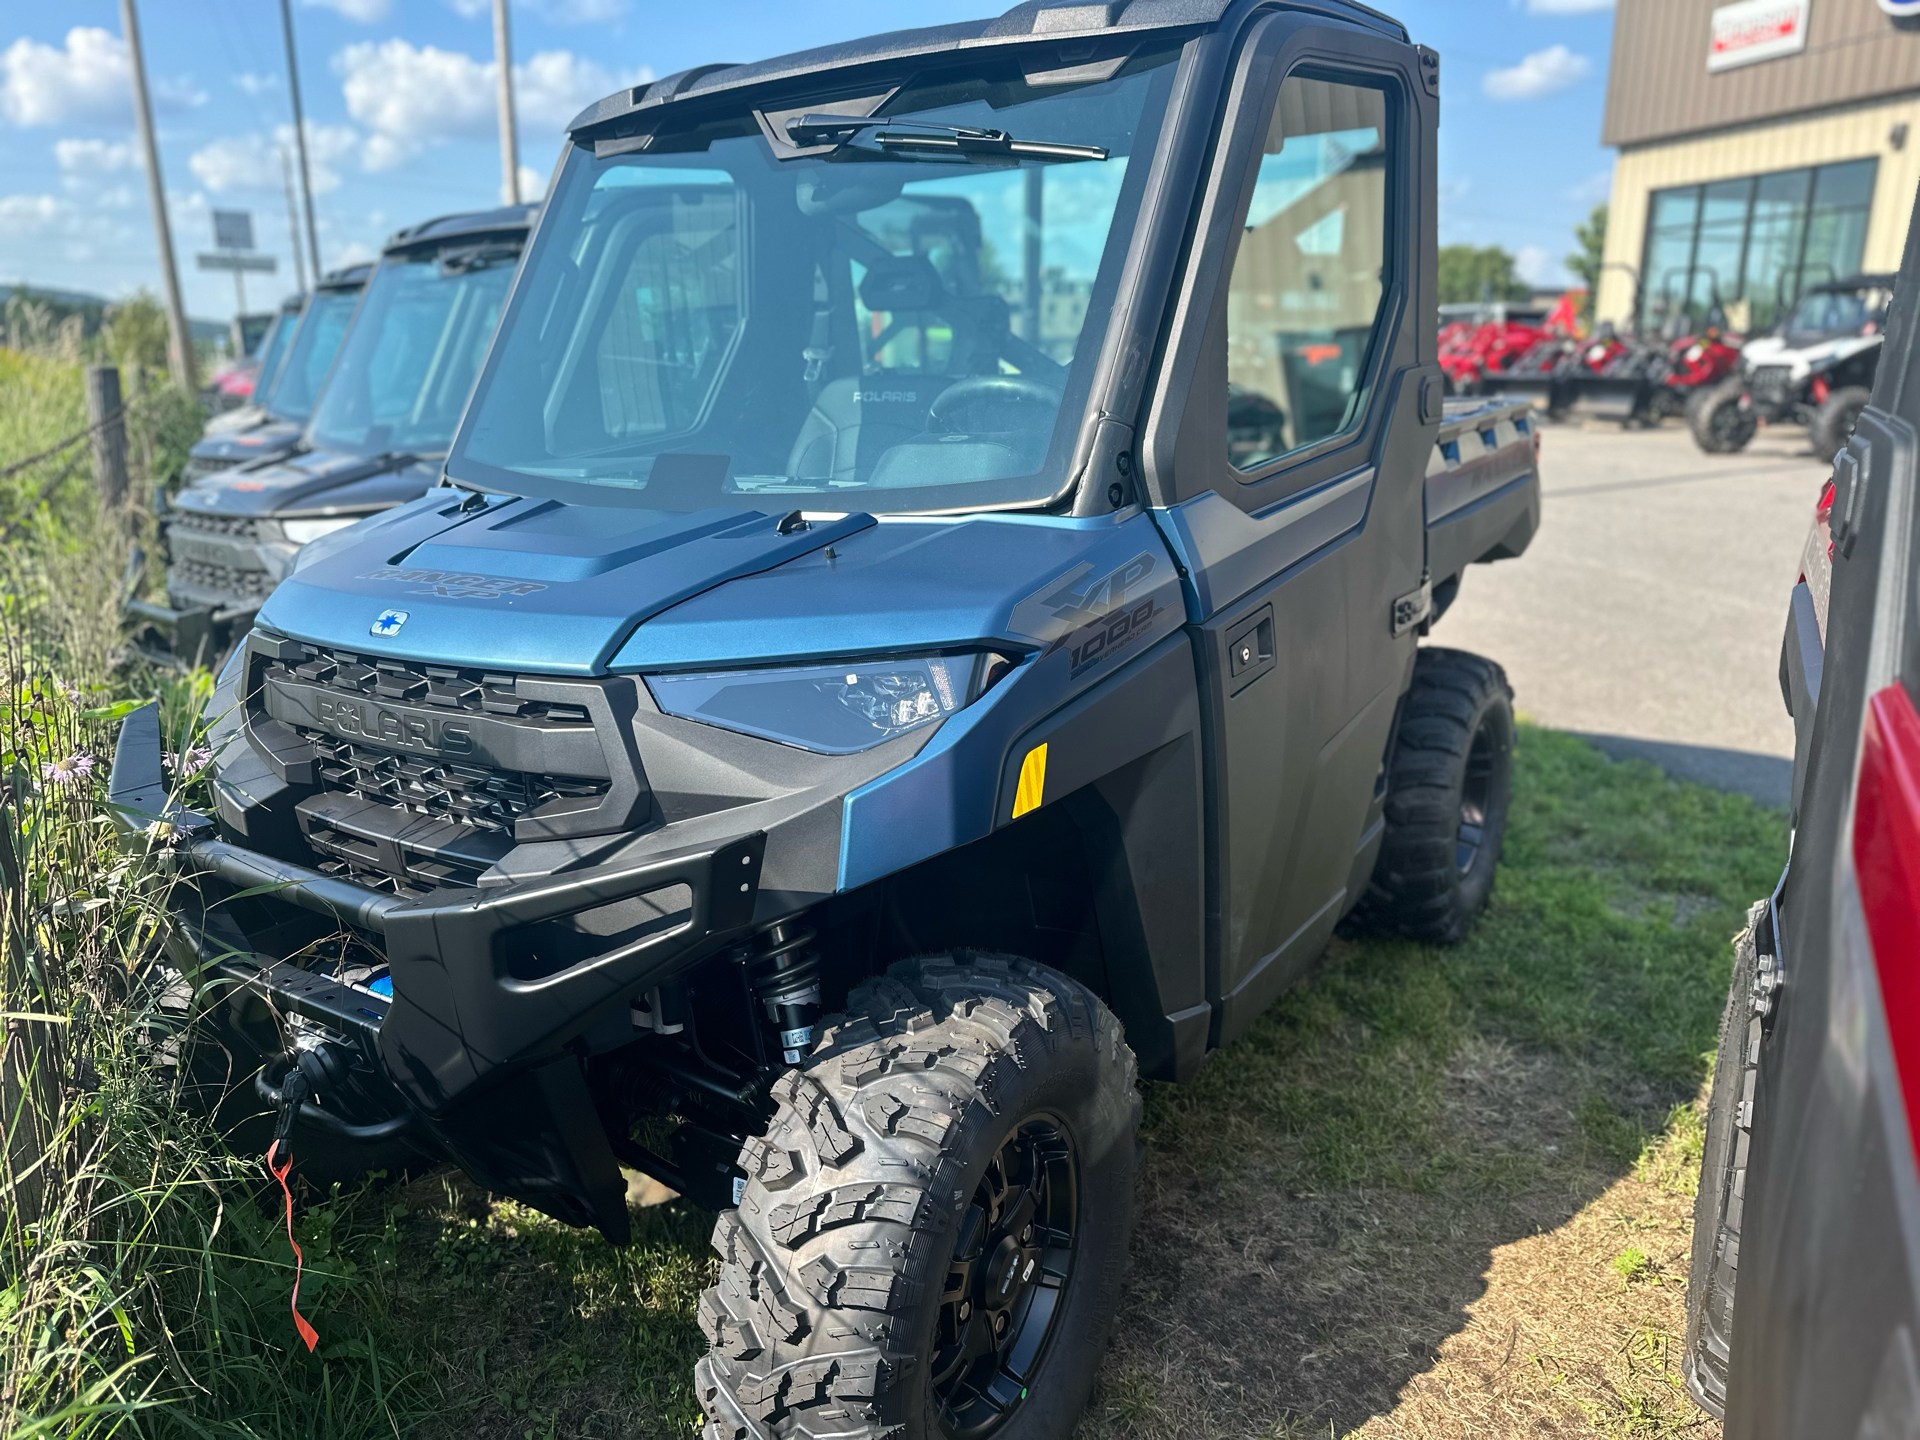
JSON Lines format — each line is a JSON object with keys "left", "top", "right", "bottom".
{"left": 1084, "top": 1041, "right": 1715, "bottom": 1440}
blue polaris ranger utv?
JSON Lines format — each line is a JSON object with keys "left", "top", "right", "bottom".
{"left": 114, "top": 3, "right": 1540, "bottom": 1434}
{"left": 136, "top": 206, "right": 537, "bottom": 667}
{"left": 182, "top": 267, "right": 366, "bottom": 484}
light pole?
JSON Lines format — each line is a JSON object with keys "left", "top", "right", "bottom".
{"left": 494, "top": 0, "right": 521, "bottom": 205}
{"left": 281, "top": 145, "right": 308, "bottom": 293}
{"left": 279, "top": 0, "right": 324, "bottom": 277}
{"left": 119, "top": 0, "right": 194, "bottom": 390}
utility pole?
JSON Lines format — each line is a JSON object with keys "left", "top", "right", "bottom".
{"left": 120, "top": 0, "right": 194, "bottom": 391}
{"left": 281, "top": 145, "right": 308, "bottom": 293}
{"left": 279, "top": 0, "right": 323, "bottom": 277}
{"left": 493, "top": 0, "right": 521, "bottom": 205}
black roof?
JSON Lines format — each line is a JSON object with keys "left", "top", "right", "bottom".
{"left": 567, "top": 0, "right": 1407, "bottom": 138}
{"left": 315, "top": 262, "right": 373, "bottom": 292}
{"left": 382, "top": 201, "right": 541, "bottom": 255}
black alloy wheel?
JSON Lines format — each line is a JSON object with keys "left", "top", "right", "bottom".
{"left": 932, "top": 1116, "right": 1079, "bottom": 1437}
{"left": 1354, "top": 647, "right": 1516, "bottom": 944}
{"left": 1456, "top": 717, "right": 1499, "bottom": 880}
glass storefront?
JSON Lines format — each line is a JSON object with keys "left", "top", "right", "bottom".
{"left": 1638, "top": 157, "right": 1877, "bottom": 333}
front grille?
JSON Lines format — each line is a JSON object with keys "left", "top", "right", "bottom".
{"left": 300, "top": 728, "right": 607, "bottom": 837}
{"left": 172, "top": 555, "right": 273, "bottom": 602}
{"left": 262, "top": 644, "right": 612, "bottom": 895}
{"left": 1750, "top": 366, "right": 1792, "bottom": 404}
{"left": 170, "top": 510, "right": 265, "bottom": 539}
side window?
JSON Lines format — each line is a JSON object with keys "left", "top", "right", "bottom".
{"left": 1225, "top": 74, "right": 1392, "bottom": 472}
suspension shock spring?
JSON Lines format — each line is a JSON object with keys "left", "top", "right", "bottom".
{"left": 747, "top": 920, "right": 821, "bottom": 1066}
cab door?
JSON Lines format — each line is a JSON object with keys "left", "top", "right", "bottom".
{"left": 1137, "top": 17, "right": 1439, "bottom": 1044}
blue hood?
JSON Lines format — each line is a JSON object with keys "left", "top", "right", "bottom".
{"left": 189, "top": 419, "right": 304, "bottom": 468}
{"left": 173, "top": 446, "right": 441, "bottom": 519}
{"left": 259, "top": 495, "right": 1176, "bottom": 679}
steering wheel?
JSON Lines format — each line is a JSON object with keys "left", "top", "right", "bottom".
{"left": 927, "top": 376, "right": 1064, "bottom": 434}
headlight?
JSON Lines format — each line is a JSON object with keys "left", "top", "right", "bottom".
{"left": 281, "top": 516, "right": 361, "bottom": 545}
{"left": 647, "top": 652, "right": 1012, "bottom": 755}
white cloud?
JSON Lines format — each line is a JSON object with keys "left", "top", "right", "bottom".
{"left": 235, "top": 72, "right": 279, "bottom": 96}
{"left": 515, "top": 49, "right": 645, "bottom": 127}
{"left": 329, "top": 239, "right": 378, "bottom": 267}
{"left": 55, "top": 137, "right": 139, "bottom": 173}
{"left": 1515, "top": 245, "right": 1550, "bottom": 283}
{"left": 511, "top": 163, "right": 546, "bottom": 204}
{"left": 0, "top": 193, "right": 73, "bottom": 236}
{"left": 1, "top": 28, "right": 130, "bottom": 126}
{"left": 305, "top": 0, "right": 391, "bottom": 20}
{"left": 1483, "top": 45, "right": 1590, "bottom": 101}
{"left": 0, "top": 27, "right": 203, "bottom": 126}
{"left": 1522, "top": 0, "right": 1613, "bottom": 11}
{"left": 334, "top": 39, "right": 646, "bottom": 169}
{"left": 528, "top": 0, "right": 629, "bottom": 22}
{"left": 190, "top": 122, "right": 357, "bottom": 195}
{"left": 445, "top": 0, "right": 490, "bottom": 14}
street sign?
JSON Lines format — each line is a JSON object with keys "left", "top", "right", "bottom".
{"left": 212, "top": 209, "right": 255, "bottom": 251}
{"left": 196, "top": 252, "right": 277, "bottom": 273}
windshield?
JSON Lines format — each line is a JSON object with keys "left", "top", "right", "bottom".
{"left": 1785, "top": 285, "right": 1891, "bottom": 340}
{"left": 450, "top": 52, "right": 1178, "bottom": 513}
{"left": 267, "top": 285, "right": 361, "bottom": 424}
{"left": 308, "top": 245, "right": 521, "bottom": 457}
{"left": 251, "top": 305, "right": 301, "bottom": 404}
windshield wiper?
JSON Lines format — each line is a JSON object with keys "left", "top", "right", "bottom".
{"left": 783, "top": 114, "right": 1107, "bottom": 163}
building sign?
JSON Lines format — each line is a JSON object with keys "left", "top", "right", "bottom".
{"left": 1708, "top": 0, "right": 1812, "bottom": 71}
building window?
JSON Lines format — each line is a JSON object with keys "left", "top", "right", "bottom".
{"left": 1638, "top": 157, "right": 1877, "bottom": 334}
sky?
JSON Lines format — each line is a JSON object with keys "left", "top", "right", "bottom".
{"left": 0, "top": 0, "right": 1620, "bottom": 323}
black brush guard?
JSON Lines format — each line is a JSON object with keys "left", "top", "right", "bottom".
{"left": 110, "top": 702, "right": 765, "bottom": 1240}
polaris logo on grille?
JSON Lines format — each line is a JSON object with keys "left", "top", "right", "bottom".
{"left": 312, "top": 694, "right": 474, "bottom": 755}
{"left": 371, "top": 609, "right": 409, "bottom": 637}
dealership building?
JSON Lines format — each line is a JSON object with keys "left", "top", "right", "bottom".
{"left": 1596, "top": 0, "right": 1920, "bottom": 334}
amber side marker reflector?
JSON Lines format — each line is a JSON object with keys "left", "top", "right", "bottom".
{"left": 1012, "top": 743, "right": 1048, "bottom": 819}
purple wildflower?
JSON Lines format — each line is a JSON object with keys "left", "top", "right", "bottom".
{"left": 166, "top": 746, "right": 214, "bottom": 778}
{"left": 43, "top": 753, "right": 95, "bottom": 785}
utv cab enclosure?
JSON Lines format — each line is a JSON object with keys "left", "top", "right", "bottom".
{"left": 183, "top": 267, "right": 368, "bottom": 484}
{"left": 114, "top": 4, "right": 1539, "bottom": 1436}
{"left": 138, "top": 206, "right": 537, "bottom": 667}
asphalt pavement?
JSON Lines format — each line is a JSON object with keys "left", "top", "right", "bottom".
{"left": 1435, "top": 416, "right": 1832, "bottom": 811}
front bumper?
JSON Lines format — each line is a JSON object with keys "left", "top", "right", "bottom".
{"left": 110, "top": 702, "right": 765, "bottom": 1237}
{"left": 126, "top": 596, "right": 259, "bottom": 669}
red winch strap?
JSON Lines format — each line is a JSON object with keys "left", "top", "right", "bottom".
{"left": 266, "top": 1140, "right": 320, "bottom": 1352}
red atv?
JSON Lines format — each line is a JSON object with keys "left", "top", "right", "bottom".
{"left": 1439, "top": 292, "right": 1581, "bottom": 396}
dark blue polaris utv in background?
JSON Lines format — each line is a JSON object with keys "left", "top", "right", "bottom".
{"left": 183, "top": 266, "right": 367, "bottom": 484}
{"left": 114, "top": 4, "right": 1542, "bottom": 1435}
{"left": 134, "top": 205, "right": 537, "bottom": 668}
{"left": 1684, "top": 190, "right": 1920, "bottom": 1436}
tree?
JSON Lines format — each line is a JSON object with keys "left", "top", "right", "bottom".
{"left": 104, "top": 290, "right": 171, "bottom": 374}
{"left": 1567, "top": 204, "right": 1608, "bottom": 319}
{"left": 1437, "top": 246, "right": 1531, "bottom": 305}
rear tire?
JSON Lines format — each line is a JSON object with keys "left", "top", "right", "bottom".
{"left": 1685, "top": 902, "right": 1771, "bottom": 1419}
{"left": 1809, "top": 385, "right": 1871, "bottom": 464}
{"left": 697, "top": 954, "right": 1140, "bottom": 1440}
{"left": 1688, "top": 379, "right": 1757, "bottom": 454}
{"left": 1355, "top": 648, "right": 1515, "bottom": 944}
